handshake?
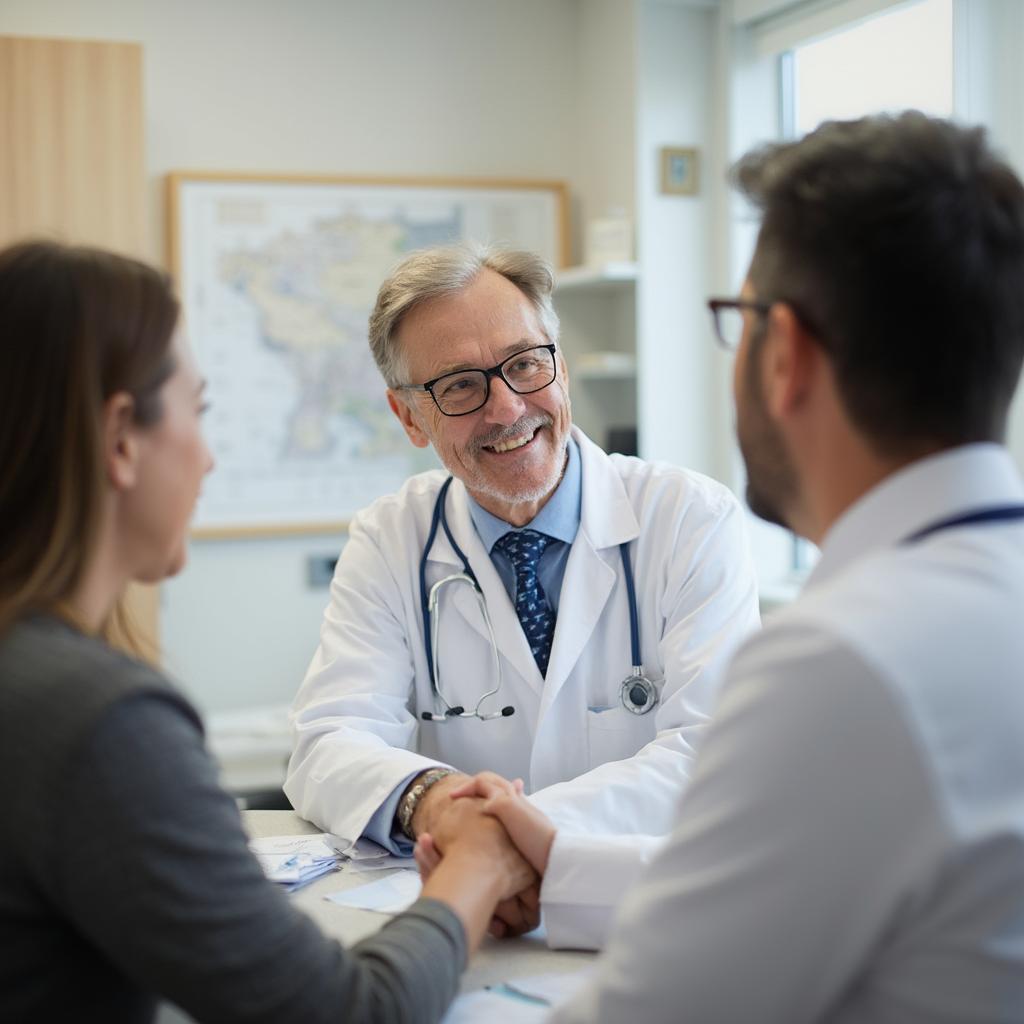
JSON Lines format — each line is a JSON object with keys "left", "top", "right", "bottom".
{"left": 409, "top": 771, "right": 557, "bottom": 944}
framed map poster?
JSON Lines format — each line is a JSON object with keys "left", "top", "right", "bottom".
{"left": 167, "top": 172, "right": 569, "bottom": 536}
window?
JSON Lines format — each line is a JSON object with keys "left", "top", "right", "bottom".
{"left": 773, "top": 0, "right": 954, "bottom": 580}
{"left": 788, "top": 0, "right": 953, "bottom": 138}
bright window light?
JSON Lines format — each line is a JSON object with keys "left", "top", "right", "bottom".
{"left": 775, "top": 0, "right": 954, "bottom": 576}
{"left": 793, "top": 0, "right": 953, "bottom": 137}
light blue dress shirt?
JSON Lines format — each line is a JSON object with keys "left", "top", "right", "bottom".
{"left": 364, "top": 438, "right": 582, "bottom": 853}
{"left": 466, "top": 435, "right": 581, "bottom": 613}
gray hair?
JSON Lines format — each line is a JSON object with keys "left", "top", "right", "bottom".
{"left": 368, "top": 242, "right": 561, "bottom": 387}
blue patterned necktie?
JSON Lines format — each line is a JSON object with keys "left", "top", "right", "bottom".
{"left": 494, "top": 529, "right": 556, "bottom": 676}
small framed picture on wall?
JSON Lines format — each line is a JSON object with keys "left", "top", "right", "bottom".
{"left": 660, "top": 146, "right": 699, "bottom": 196}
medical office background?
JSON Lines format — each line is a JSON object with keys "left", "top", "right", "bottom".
{"left": 2, "top": 0, "right": 1023, "bottom": 801}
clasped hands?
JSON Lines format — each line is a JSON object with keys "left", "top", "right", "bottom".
{"left": 412, "top": 771, "right": 556, "bottom": 938}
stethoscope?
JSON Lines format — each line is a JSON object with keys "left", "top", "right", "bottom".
{"left": 901, "top": 504, "right": 1024, "bottom": 544}
{"left": 419, "top": 476, "right": 658, "bottom": 723}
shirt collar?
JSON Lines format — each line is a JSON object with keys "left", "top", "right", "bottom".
{"left": 467, "top": 435, "right": 582, "bottom": 549}
{"left": 807, "top": 443, "right": 1024, "bottom": 590}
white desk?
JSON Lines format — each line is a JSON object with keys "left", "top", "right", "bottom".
{"left": 242, "top": 810, "right": 595, "bottom": 993}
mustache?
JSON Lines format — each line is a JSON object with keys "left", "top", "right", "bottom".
{"left": 471, "top": 415, "right": 552, "bottom": 452}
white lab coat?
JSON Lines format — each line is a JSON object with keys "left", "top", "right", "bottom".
{"left": 548, "top": 445, "right": 1024, "bottom": 1023}
{"left": 285, "top": 427, "right": 759, "bottom": 844}
{"left": 541, "top": 832, "right": 666, "bottom": 950}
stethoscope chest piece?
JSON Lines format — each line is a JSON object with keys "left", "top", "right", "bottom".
{"left": 620, "top": 672, "right": 658, "bottom": 715}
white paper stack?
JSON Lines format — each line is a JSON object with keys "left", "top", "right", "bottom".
{"left": 249, "top": 833, "right": 345, "bottom": 893}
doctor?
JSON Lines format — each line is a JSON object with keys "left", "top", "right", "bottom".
{"left": 285, "top": 243, "right": 759, "bottom": 863}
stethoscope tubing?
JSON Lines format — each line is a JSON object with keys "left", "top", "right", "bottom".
{"left": 420, "top": 476, "right": 474, "bottom": 689}
{"left": 419, "top": 475, "right": 654, "bottom": 719}
{"left": 902, "top": 504, "right": 1024, "bottom": 544}
{"left": 618, "top": 538, "right": 642, "bottom": 671}
{"left": 427, "top": 570, "right": 505, "bottom": 718}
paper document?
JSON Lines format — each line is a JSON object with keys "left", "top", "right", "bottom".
{"left": 341, "top": 837, "right": 392, "bottom": 861}
{"left": 325, "top": 872, "right": 423, "bottom": 914}
{"left": 254, "top": 853, "right": 340, "bottom": 889}
{"left": 249, "top": 834, "right": 344, "bottom": 892}
{"left": 441, "top": 970, "right": 594, "bottom": 1022}
{"left": 498, "top": 970, "right": 594, "bottom": 1005}
{"left": 345, "top": 854, "right": 417, "bottom": 874}
{"left": 440, "top": 990, "right": 549, "bottom": 1023}
{"left": 249, "top": 833, "right": 345, "bottom": 858}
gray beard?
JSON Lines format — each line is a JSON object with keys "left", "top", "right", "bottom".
{"left": 463, "top": 433, "right": 569, "bottom": 515}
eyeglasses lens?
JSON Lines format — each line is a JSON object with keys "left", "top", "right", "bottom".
{"left": 433, "top": 347, "right": 555, "bottom": 415}
{"left": 503, "top": 349, "right": 554, "bottom": 391}
{"left": 434, "top": 372, "right": 488, "bottom": 415}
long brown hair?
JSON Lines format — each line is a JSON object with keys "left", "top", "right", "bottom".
{"left": 0, "top": 241, "right": 179, "bottom": 638}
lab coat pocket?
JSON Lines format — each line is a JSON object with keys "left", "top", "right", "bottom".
{"left": 586, "top": 704, "right": 651, "bottom": 768}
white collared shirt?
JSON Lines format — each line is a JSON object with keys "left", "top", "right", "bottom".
{"left": 549, "top": 444, "right": 1024, "bottom": 1023}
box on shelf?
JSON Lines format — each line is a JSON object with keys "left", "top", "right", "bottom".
{"left": 584, "top": 214, "right": 633, "bottom": 267}
{"left": 575, "top": 350, "right": 637, "bottom": 376}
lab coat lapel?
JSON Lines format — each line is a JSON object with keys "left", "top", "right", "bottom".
{"left": 426, "top": 477, "right": 545, "bottom": 695}
{"left": 540, "top": 428, "right": 640, "bottom": 715}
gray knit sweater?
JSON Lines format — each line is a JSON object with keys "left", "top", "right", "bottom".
{"left": 0, "top": 616, "right": 466, "bottom": 1023}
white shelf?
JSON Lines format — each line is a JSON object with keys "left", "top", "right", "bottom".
{"left": 555, "top": 261, "right": 639, "bottom": 293}
{"left": 574, "top": 351, "right": 637, "bottom": 380}
{"left": 576, "top": 368, "right": 637, "bottom": 382}
{"left": 554, "top": 262, "right": 638, "bottom": 447}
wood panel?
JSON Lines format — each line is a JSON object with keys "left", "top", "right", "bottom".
{"left": 0, "top": 35, "right": 159, "bottom": 657}
{"left": 0, "top": 36, "right": 145, "bottom": 253}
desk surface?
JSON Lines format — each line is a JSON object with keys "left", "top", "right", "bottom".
{"left": 243, "top": 810, "right": 594, "bottom": 992}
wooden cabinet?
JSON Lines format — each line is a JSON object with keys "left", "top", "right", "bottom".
{"left": 0, "top": 34, "right": 158, "bottom": 658}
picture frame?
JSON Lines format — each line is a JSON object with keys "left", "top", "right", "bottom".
{"left": 660, "top": 146, "right": 700, "bottom": 196}
{"left": 167, "top": 171, "right": 569, "bottom": 537}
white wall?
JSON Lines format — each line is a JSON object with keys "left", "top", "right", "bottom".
{"left": 0, "top": 0, "right": 584, "bottom": 259}
{"left": 0, "top": 0, "right": 594, "bottom": 713}
{"left": 636, "top": 1, "right": 718, "bottom": 475}
{"left": 954, "top": 0, "right": 1024, "bottom": 472}
{"left": 573, "top": 0, "right": 638, "bottom": 232}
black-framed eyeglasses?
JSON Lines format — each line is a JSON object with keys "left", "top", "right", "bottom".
{"left": 707, "top": 298, "right": 773, "bottom": 352}
{"left": 399, "top": 344, "right": 558, "bottom": 417}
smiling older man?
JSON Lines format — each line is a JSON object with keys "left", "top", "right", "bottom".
{"left": 284, "top": 243, "right": 759, "bottom": 884}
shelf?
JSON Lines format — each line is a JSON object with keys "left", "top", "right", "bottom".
{"left": 574, "top": 351, "right": 637, "bottom": 380}
{"left": 576, "top": 368, "right": 637, "bottom": 382}
{"left": 555, "top": 261, "right": 639, "bottom": 293}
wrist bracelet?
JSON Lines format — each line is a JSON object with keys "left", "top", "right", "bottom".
{"left": 397, "top": 767, "right": 455, "bottom": 840}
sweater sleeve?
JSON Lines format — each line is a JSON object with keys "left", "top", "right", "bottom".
{"left": 47, "top": 692, "right": 466, "bottom": 1024}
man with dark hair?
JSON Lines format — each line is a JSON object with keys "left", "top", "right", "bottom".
{"left": 734, "top": 113, "right": 1024, "bottom": 463}
{"left": 440, "top": 114, "right": 1024, "bottom": 1020}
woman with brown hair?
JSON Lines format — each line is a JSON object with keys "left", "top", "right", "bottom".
{"left": 0, "top": 241, "right": 528, "bottom": 1023}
